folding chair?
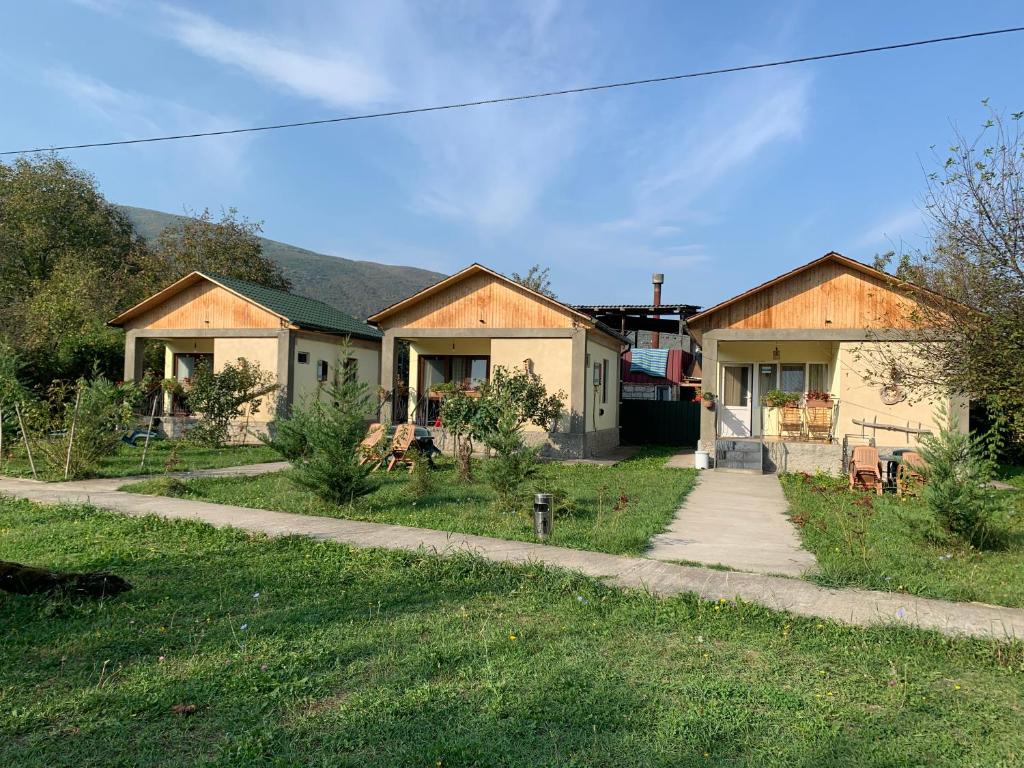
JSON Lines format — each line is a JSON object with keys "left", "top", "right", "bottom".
{"left": 357, "top": 422, "right": 386, "bottom": 467}
{"left": 780, "top": 406, "right": 804, "bottom": 440}
{"left": 805, "top": 407, "right": 832, "bottom": 442}
{"left": 849, "top": 446, "right": 883, "bottom": 495}
{"left": 896, "top": 451, "right": 927, "bottom": 496}
{"left": 386, "top": 423, "right": 418, "bottom": 473}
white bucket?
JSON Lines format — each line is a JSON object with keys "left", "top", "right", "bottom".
{"left": 694, "top": 450, "right": 710, "bottom": 470}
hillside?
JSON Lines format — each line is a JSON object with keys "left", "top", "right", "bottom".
{"left": 118, "top": 206, "right": 445, "bottom": 320}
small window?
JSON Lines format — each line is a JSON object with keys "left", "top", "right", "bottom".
{"left": 316, "top": 360, "right": 329, "bottom": 382}
{"left": 780, "top": 364, "right": 806, "bottom": 394}
{"left": 602, "top": 359, "right": 609, "bottom": 403}
{"left": 808, "top": 363, "right": 829, "bottom": 393}
{"left": 297, "top": 351, "right": 309, "bottom": 364}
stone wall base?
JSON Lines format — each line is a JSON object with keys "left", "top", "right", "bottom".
{"left": 764, "top": 441, "right": 843, "bottom": 475}
{"left": 155, "top": 417, "right": 270, "bottom": 445}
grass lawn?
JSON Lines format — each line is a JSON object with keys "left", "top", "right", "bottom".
{"left": 2, "top": 498, "right": 1023, "bottom": 767}
{"left": 123, "top": 448, "right": 696, "bottom": 556}
{"left": 781, "top": 473, "right": 1024, "bottom": 608}
{"left": 0, "top": 440, "right": 279, "bottom": 481}
{"left": 997, "top": 464, "right": 1024, "bottom": 490}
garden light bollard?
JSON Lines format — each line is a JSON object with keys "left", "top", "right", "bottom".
{"left": 534, "top": 493, "right": 553, "bottom": 540}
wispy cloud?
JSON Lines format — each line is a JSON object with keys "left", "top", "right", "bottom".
{"left": 159, "top": 5, "right": 391, "bottom": 109}
{"left": 607, "top": 70, "right": 811, "bottom": 232}
{"left": 45, "top": 68, "right": 250, "bottom": 183}
{"left": 853, "top": 207, "right": 925, "bottom": 249}
{"left": 66, "top": 0, "right": 124, "bottom": 15}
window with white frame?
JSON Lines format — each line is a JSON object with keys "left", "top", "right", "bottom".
{"left": 316, "top": 360, "right": 329, "bottom": 382}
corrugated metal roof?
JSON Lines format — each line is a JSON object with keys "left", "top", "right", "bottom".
{"left": 211, "top": 274, "right": 382, "bottom": 340}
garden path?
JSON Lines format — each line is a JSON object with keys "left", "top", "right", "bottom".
{"left": 646, "top": 471, "right": 817, "bottom": 577}
{"left": 1, "top": 472, "right": 1021, "bottom": 640}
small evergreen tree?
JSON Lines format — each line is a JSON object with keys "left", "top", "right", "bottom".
{"left": 273, "top": 353, "right": 376, "bottom": 505}
{"left": 917, "top": 404, "right": 1006, "bottom": 548}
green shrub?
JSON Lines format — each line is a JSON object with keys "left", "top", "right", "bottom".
{"left": 407, "top": 447, "right": 434, "bottom": 501}
{"left": 185, "top": 358, "right": 276, "bottom": 447}
{"left": 273, "top": 356, "right": 375, "bottom": 505}
{"left": 918, "top": 404, "right": 1007, "bottom": 548}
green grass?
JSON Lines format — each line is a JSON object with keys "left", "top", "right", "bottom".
{"left": 997, "top": 464, "right": 1024, "bottom": 490}
{"left": 781, "top": 473, "right": 1024, "bottom": 608}
{"left": 123, "top": 448, "right": 696, "bottom": 556}
{"left": 1, "top": 440, "right": 279, "bottom": 481}
{"left": 2, "top": 497, "right": 1023, "bottom": 767}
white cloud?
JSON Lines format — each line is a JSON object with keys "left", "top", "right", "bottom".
{"left": 159, "top": 5, "right": 391, "bottom": 109}
{"left": 45, "top": 68, "right": 249, "bottom": 183}
{"left": 67, "top": 0, "right": 124, "bottom": 15}
{"left": 853, "top": 208, "right": 924, "bottom": 249}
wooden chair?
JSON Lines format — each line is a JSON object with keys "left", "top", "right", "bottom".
{"left": 357, "top": 422, "right": 386, "bottom": 467}
{"left": 849, "top": 446, "right": 883, "bottom": 495}
{"left": 896, "top": 451, "right": 927, "bottom": 496}
{"left": 386, "top": 423, "right": 418, "bottom": 473}
{"left": 780, "top": 406, "right": 804, "bottom": 440}
{"left": 805, "top": 406, "right": 832, "bottom": 442}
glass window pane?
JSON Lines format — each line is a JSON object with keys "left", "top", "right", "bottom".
{"left": 450, "top": 357, "right": 466, "bottom": 387}
{"left": 469, "top": 358, "right": 488, "bottom": 388}
{"left": 723, "top": 366, "right": 750, "bottom": 406}
{"left": 808, "top": 363, "right": 828, "bottom": 393}
{"left": 422, "top": 358, "right": 446, "bottom": 389}
{"left": 780, "top": 364, "right": 805, "bottom": 394}
{"left": 758, "top": 363, "right": 778, "bottom": 397}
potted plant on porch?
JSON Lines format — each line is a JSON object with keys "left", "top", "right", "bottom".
{"left": 805, "top": 390, "right": 833, "bottom": 409}
{"left": 760, "top": 389, "right": 800, "bottom": 408}
{"left": 700, "top": 391, "right": 716, "bottom": 411}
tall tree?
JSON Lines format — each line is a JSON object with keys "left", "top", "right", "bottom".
{"left": 0, "top": 155, "right": 159, "bottom": 387}
{"left": 867, "top": 106, "right": 1024, "bottom": 442}
{"left": 511, "top": 264, "right": 556, "bottom": 298}
{"left": 156, "top": 208, "right": 291, "bottom": 291}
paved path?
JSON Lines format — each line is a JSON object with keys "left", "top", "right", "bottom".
{"left": 647, "top": 471, "right": 817, "bottom": 577}
{"left": 1, "top": 475, "right": 1021, "bottom": 640}
{"left": 29, "top": 461, "right": 291, "bottom": 493}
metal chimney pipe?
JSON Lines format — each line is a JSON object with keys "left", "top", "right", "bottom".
{"left": 651, "top": 273, "right": 664, "bottom": 349}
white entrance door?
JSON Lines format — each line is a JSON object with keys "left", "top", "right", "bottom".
{"left": 720, "top": 364, "right": 752, "bottom": 437}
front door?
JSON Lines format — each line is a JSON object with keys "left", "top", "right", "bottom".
{"left": 720, "top": 364, "right": 752, "bottom": 437}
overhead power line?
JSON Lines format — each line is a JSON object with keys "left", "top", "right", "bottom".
{"left": 3, "top": 25, "right": 1023, "bottom": 156}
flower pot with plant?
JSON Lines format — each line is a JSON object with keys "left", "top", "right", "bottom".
{"left": 701, "top": 391, "right": 716, "bottom": 410}
{"left": 805, "top": 390, "right": 833, "bottom": 409}
{"left": 760, "top": 389, "right": 800, "bottom": 408}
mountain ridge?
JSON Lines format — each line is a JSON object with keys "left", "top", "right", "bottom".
{"left": 118, "top": 205, "right": 446, "bottom": 321}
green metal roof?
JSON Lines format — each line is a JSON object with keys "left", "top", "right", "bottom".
{"left": 208, "top": 273, "right": 382, "bottom": 340}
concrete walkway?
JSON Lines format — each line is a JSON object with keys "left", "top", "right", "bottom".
{"left": 647, "top": 471, "right": 817, "bottom": 577}
{"left": 59, "top": 461, "right": 291, "bottom": 493}
{"left": 1, "top": 475, "right": 1022, "bottom": 640}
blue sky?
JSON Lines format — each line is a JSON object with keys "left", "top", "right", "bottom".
{"left": 2, "top": 1, "right": 1021, "bottom": 308}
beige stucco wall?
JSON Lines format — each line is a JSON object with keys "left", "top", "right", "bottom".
{"left": 584, "top": 335, "right": 619, "bottom": 433}
{"left": 835, "top": 341, "right": 968, "bottom": 445}
{"left": 292, "top": 334, "right": 380, "bottom": 407}
{"left": 214, "top": 337, "right": 280, "bottom": 420}
{"left": 492, "top": 337, "right": 573, "bottom": 433}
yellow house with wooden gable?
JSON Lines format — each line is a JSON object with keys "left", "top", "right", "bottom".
{"left": 109, "top": 272, "right": 382, "bottom": 440}
{"left": 368, "top": 264, "right": 627, "bottom": 459}
{"left": 686, "top": 252, "right": 968, "bottom": 473}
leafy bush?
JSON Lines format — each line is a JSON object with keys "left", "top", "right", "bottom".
{"left": 272, "top": 358, "right": 376, "bottom": 505}
{"left": 918, "top": 404, "right": 1007, "bottom": 548}
{"left": 33, "top": 376, "right": 141, "bottom": 479}
{"left": 437, "top": 384, "right": 477, "bottom": 481}
{"left": 761, "top": 389, "right": 801, "bottom": 407}
{"left": 185, "top": 358, "right": 276, "bottom": 447}
{"left": 407, "top": 447, "right": 434, "bottom": 500}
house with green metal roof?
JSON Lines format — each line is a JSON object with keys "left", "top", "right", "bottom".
{"left": 109, "top": 271, "right": 382, "bottom": 440}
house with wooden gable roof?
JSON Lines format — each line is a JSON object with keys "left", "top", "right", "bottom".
{"left": 686, "top": 251, "right": 968, "bottom": 472}
{"left": 109, "top": 271, "right": 382, "bottom": 438}
{"left": 368, "top": 264, "right": 628, "bottom": 459}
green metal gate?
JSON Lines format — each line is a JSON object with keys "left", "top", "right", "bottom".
{"left": 620, "top": 400, "right": 701, "bottom": 446}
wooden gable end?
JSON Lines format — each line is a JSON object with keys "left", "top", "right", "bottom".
{"left": 690, "top": 260, "right": 926, "bottom": 333}
{"left": 380, "top": 272, "right": 578, "bottom": 330}
{"left": 121, "top": 281, "right": 284, "bottom": 331}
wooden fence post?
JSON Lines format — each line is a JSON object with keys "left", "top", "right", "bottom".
{"left": 64, "top": 389, "right": 82, "bottom": 480}
{"left": 14, "top": 402, "right": 36, "bottom": 480}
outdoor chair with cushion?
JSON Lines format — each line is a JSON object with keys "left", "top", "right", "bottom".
{"left": 386, "top": 423, "right": 418, "bottom": 473}
{"left": 896, "top": 451, "right": 927, "bottom": 496}
{"left": 780, "top": 406, "right": 804, "bottom": 440}
{"left": 357, "top": 422, "right": 386, "bottom": 468}
{"left": 849, "top": 446, "right": 883, "bottom": 495}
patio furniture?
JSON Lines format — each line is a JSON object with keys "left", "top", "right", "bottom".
{"left": 386, "top": 423, "right": 418, "bottom": 472}
{"left": 848, "top": 446, "right": 883, "bottom": 495}
{"left": 805, "top": 406, "right": 832, "bottom": 442}
{"left": 357, "top": 422, "right": 387, "bottom": 468}
{"left": 780, "top": 406, "right": 804, "bottom": 440}
{"left": 896, "top": 451, "right": 927, "bottom": 496}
